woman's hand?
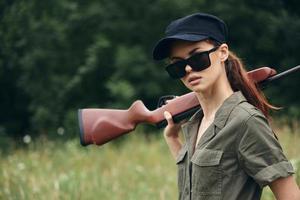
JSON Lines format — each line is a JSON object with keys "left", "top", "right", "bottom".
{"left": 162, "top": 98, "right": 185, "bottom": 160}
{"left": 163, "top": 111, "right": 182, "bottom": 139}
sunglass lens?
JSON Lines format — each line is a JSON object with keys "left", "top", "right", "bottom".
{"left": 188, "top": 52, "right": 211, "bottom": 71}
{"left": 166, "top": 61, "right": 186, "bottom": 79}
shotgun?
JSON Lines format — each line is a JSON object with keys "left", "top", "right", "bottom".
{"left": 78, "top": 65, "right": 300, "bottom": 146}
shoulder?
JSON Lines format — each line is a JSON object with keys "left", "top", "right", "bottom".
{"left": 229, "top": 101, "right": 267, "bottom": 125}
{"left": 226, "top": 101, "right": 274, "bottom": 143}
{"left": 232, "top": 102, "right": 279, "bottom": 150}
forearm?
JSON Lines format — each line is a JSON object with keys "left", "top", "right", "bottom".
{"left": 270, "top": 176, "right": 300, "bottom": 200}
{"left": 164, "top": 135, "right": 182, "bottom": 160}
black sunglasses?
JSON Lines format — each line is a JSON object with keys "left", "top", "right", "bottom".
{"left": 165, "top": 46, "right": 220, "bottom": 79}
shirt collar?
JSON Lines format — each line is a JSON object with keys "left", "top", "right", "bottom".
{"left": 183, "top": 91, "right": 247, "bottom": 129}
{"left": 213, "top": 91, "right": 247, "bottom": 128}
{"left": 181, "top": 91, "right": 247, "bottom": 153}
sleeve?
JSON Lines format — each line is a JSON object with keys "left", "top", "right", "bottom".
{"left": 237, "top": 114, "right": 294, "bottom": 188}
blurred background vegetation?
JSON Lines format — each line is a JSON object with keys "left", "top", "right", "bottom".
{"left": 0, "top": 0, "right": 300, "bottom": 199}
{"left": 1, "top": 0, "right": 300, "bottom": 142}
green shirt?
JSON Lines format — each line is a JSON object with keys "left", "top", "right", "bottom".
{"left": 176, "top": 91, "right": 294, "bottom": 200}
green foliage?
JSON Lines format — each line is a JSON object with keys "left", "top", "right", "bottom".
{"left": 0, "top": 0, "right": 300, "bottom": 138}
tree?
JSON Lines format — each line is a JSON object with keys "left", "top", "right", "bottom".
{"left": 0, "top": 0, "right": 299, "bottom": 139}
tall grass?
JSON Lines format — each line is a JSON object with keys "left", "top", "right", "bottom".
{"left": 0, "top": 132, "right": 177, "bottom": 200}
{"left": 0, "top": 125, "right": 299, "bottom": 200}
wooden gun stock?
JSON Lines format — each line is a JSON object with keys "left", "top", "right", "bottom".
{"left": 79, "top": 67, "right": 278, "bottom": 146}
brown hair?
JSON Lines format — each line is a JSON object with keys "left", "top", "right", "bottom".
{"left": 207, "top": 37, "right": 277, "bottom": 118}
{"left": 225, "top": 51, "right": 278, "bottom": 118}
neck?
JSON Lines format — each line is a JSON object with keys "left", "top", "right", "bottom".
{"left": 196, "top": 77, "right": 234, "bottom": 121}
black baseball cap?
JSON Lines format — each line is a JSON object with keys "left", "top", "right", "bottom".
{"left": 152, "top": 13, "right": 228, "bottom": 60}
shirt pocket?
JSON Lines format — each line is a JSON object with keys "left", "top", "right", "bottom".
{"left": 176, "top": 145, "right": 188, "bottom": 196}
{"left": 191, "top": 148, "right": 223, "bottom": 197}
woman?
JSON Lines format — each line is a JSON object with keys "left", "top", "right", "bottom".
{"left": 152, "top": 13, "right": 300, "bottom": 200}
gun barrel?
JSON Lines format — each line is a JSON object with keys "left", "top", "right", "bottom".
{"left": 260, "top": 65, "right": 300, "bottom": 87}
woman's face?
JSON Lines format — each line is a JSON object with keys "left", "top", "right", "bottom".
{"left": 169, "top": 40, "right": 229, "bottom": 93}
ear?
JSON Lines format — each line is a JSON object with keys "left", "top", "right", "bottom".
{"left": 219, "top": 43, "right": 229, "bottom": 62}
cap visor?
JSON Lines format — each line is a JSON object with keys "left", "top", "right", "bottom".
{"left": 152, "top": 34, "right": 208, "bottom": 60}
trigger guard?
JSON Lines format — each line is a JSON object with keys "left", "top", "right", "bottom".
{"left": 156, "top": 95, "right": 176, "bottom": 108}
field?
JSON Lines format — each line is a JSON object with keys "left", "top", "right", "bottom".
{"left": 0, "top": 124, "right": 299, "bottom": 200}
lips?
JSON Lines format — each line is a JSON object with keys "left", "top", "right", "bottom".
{"left": 188, "top": 75, "right": 202, "bottom": 83}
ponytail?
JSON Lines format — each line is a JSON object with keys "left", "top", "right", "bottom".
{"left": 225, "top": 51, "right": 278, "bottom": 118}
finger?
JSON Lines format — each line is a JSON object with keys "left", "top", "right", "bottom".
{"left": 164, "top": 111, "right": 174, "bottom": 125}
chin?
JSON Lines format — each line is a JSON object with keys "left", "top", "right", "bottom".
{"left": 190, "top": 84, "right": 207, "bottom": 93}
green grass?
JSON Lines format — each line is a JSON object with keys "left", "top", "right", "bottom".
{"left": 0, "top": 125, "right": 299, "bottom": 200}
{"left": 0, "top": 132, "right": 177, "bottom": 200}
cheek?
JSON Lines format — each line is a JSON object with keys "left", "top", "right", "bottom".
{"left": 200, "top": 62, "right": 223, "bottom": 86}
{"left": 207, "top": 55, "right": 223, "bottom": 76}
{"left": 209, "top": 65, "right": 223, "bottom": 81}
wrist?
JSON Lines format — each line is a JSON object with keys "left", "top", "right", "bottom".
{"left": 164, "top": 134, "right": 180, "bottom": 140}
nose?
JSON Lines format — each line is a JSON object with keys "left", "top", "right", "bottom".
{"left": 185, "top": 64, "right": 192, "bottom": 73}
